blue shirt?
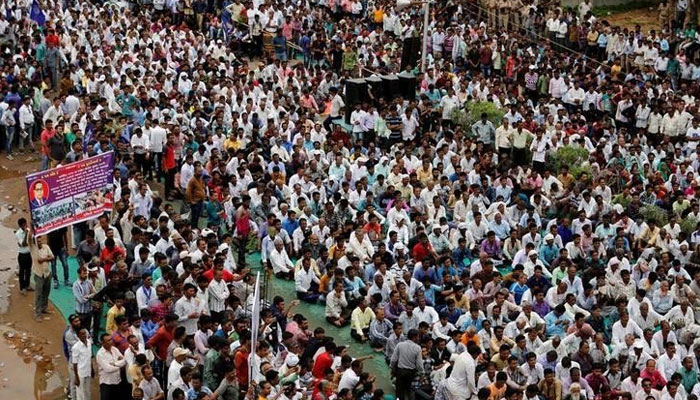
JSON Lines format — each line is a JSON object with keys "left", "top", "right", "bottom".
{"left": 510, "top": 282, "right": 529, "bottom": 305}
{"left": 452, "top": 247, "right": 471, "bottom": 271}
{"left": 557, "top": 226, "right": 573, "bottom": 245}
{"left": 539, "top": 244, "right": 560, "bottom": 266}
{"left": 141, "top": 320, "right": 158, "bottom": 342}
{"left": 282, "top": 218, "right": 299, "bottom": 236}
{"left": 490, "top": 221, "right": 511, "bottom": 240}
{"left": 461, "top": 316, "right": 484, "bottom": 332}
{"left": 544, "top": 311, "right": 572, "bottom": 337}
{"left": 413, "top": 266, "right": 438, "bottom": 284}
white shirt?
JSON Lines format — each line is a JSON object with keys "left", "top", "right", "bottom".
{"left": 295, "top": 267, "right": 320, "bottom": 293}
{"left": 208, "top": 278, "right": 230, "bottom": 313}
{"left": 71, "top": 339, "right": 94, "bottom": 379}
{"left": 446, "top": 351, "right": 477, "bottom": 398}
{"left": 330, "top": 94, "right": 345, "bottom": 118}
{"left": 338, "top": 368, "right": 360, "bottom": 392}
{"left": 270, "top": 247, "right": 294, "bottom": 274}
{"left": 657, "top": 352, "right": 682, "bottom": 380}
{"left": 149, "top": 126, "right": 167, "bottom": 152}
{"left": 96, "top": 345, "right": 126, "bottom": 385}
{"left": 414, "top": 305, "right": 439, "bottom": 325}
{"left": 173, "top": 295, "right": 205, "bottom": 335}
{"left": 130, "top": 134, "right": 150, "bottom": 153}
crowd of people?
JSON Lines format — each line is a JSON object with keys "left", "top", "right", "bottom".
{"left": 8, "top": 0, "right": 700, "bottom": 399}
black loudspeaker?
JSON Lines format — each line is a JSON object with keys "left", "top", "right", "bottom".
{"left": 366, "top": 75, "right": 383, "bottom": 103}
{"left": 345, "top": 78, "right": 368, "bottom": 124}
{"left": 398, "top": 72, "right": 417, "bottom": 100}
{"left": 401, "top": 37, "right": 420, "bottom": 71}
{"left": 381, "top": 74, "right": 400, "bottom": 100}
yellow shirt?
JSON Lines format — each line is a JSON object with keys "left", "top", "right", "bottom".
{"left": 350, "top": 307, "right": 376, "bottom": 337}
{"left": 417, "top": 167, "right": 433, "bottom": 184}
{"left": 105, "top": 305, "right": 126, "bottom": 334}
{"left": 611, "top": 64, "right": 622, "bottom": 76}
{"left": 373, "top": 9, "right": 384, "bottom": 23}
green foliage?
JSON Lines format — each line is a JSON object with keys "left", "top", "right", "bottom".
{"left": 547, "top": 145, "right": 590, "bottom": 175}
{"left": 570, "top": 164, "right": 592, "bottom": 179}
{"left": 680, "top": 216, "right": 698, "bottom": 236}
{"left": 451, "top": 101, "right": 505, "bottom": 134}
{"left": 591, "top": 1, "right": 654, "bottom": 17}
{"left": 639, "top": 205, "right": 669, "bottom": 227}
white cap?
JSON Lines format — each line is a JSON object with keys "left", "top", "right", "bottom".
{"left": 544, "top": 234, "right": 554, "bottom": 241}
{"left": 528, "top": 250, "right": 538, "bottom": 256}
{"left": 179, "top": 251, "right": 191, "bottom": 259}
{"left": 174, "top": 348, "right": 191, "bottom": 357}
{"left": 201, "top": 228, "right": 215, "bottom": 237}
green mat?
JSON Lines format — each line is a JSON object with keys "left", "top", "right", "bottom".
{"left": 48, "top": 252, "right": 393, "bottom": 394}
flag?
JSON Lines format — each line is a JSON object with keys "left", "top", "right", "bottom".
{"left": 30, "top": 0, "right": 46, "bottom": 26}
{"left": 248, "top": 272, "right": 261, "bottom": 385}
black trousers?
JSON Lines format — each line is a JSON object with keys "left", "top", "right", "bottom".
{"left": 134, "top": 153, "right": 147, "bottom": 176}
{"left": 164, "top": 168, "right": 176, "bottom": 197}
{"left": 99, "top": 383, "right": 120, "bottom": 400}
{"left": 395, "top": 368, "right": 417, "bottom": 400}
{"left": 18, "top": 252, "right": 32, "bottom": 290}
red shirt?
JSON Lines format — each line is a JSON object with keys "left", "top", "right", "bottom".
{"left": 40, "top": 128, "right": 55, "bottom": 155}
{"left": 147, "top": 325, "right": 174, "bottom": 360}
{"left": 100, "top": 246, "right": 126, "bottom": 276}
{"left": 412, "top": 241, "right": 432, "bottom": 262}
{"left": 234, "top": 347, "right": 249, "bottom": 384}
{"left": 163, "top": 145, "right": 177, "bottom": 170}
{"left": 640, "top": 368, "right": 667, "bottom": 390}
{"left": 46, "top": 34, "right": 60, "bottom": 48}
{"left": 201, "top": 268, "right": 235, "bottom": 282}
{"left": 312, "top": 351, "right": 334, "bottom": 378}
{"left": 112, "top": 329, "right": 131, "bottom": 353}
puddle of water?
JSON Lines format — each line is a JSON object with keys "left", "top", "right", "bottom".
{"left": 0, "top": 223, "right": 18, "bottom": 313}
{"left": 0, "top": 325, "right": 65, "bottom": 400}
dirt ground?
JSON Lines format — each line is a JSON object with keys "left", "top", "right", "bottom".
{"left": 600, "top": 7, "right": 659, "bottom": 30}
{"left": 0, "top": 154, "right": 71, "bottom": 400}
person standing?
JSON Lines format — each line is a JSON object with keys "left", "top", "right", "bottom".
{"left": 15, "top": 218, "right": 32, "bottom": 295}
{"left": 32, "top": 232, "right": 54, "bottom": 321}
{"left": 162, "top": 134, "right": 178, "bottom": 201}
{"left": 48, "top": 226, "right": 70, "bottom": 288}
{"left": 185, "top": 161, "right": 206, "bottom": 229}
{"left": 390, "top": 328, "right": 424, "bottom": 400}
{"left": 207, "top": 266, "right": 229, "bottom": 324}
{"left": 73, "top": 265, "right": 95, "bottom": 331}
{"left": 71, "top": 328, "right": 94, "bottom": 400}
{"left": 64, "top": 314, "right": 83, "bottom": 400}
{"left": 96, "top": 333, "right": 126, "bottom": 400}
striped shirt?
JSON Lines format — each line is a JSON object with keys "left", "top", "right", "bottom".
{"left": 73, "top": 279, "right": 94, "bottom": 314}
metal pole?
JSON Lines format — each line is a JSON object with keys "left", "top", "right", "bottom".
{"left": 421, "top": 2, "right": 429, "bottom": 73}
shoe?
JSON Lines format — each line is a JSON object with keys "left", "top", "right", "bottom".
{"left": 6, "top": 154, "right": 13, "bottom": 160}
{"left": 64, "top": 280, "right": 71, "bottom": 287}
{"left": 20, "top": 289, "right": 26, "bottom": 296}
{"left": 27, "top": 287, "right": 35, "bottom": 291}
{"left": 41, "top": 310, "right": 50, "bottom": 314}
{"left": 53, "top": 281, "right": 59, "bottom": 289}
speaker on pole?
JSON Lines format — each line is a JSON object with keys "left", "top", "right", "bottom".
{"left": 381, "top": 74, "right": 400, "bottom": 100}
{"left": 401, "top": 37, "right": 420, "bottom": 71}
{"left": 366, "top": 75, "right": 383, "bottom": 104}
{"left": 398, "top": 72, "right": 417, "bottom": 100}
{"left": 345, "top": 78, "right": 368, "bottom": 124}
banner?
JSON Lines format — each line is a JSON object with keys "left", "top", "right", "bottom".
{"left": 27, "top": 152, "right": 115, "bottom": 236}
